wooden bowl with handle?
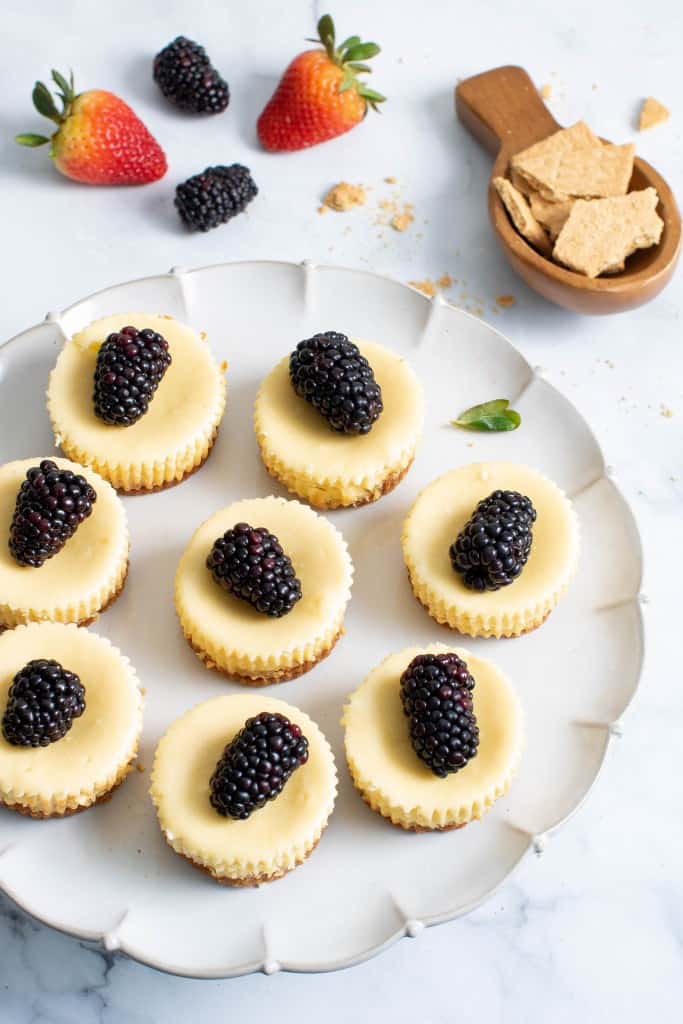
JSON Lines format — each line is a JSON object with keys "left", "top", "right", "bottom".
{"left": 456, "top": 65, "right": 681, "bottom": 314}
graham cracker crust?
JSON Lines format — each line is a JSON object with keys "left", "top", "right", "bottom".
{"left": 170, "top": 834, "right": 322, "bottom": 887}
{"left": 1, "top": 752, "right": 137, "bottom": 819}
{"left": 262, "top": 455, "right": 414, "bottom": 511}
{"left": 183, "top": 626, "right": 343, "bottom": 685}
{"left": 407, "top": 569, "right": 552, "bottom": 638}
{"left": 116, "top": 427, "right": 219, "bottom": 496}
{"left": 0, "top": 557, "right": 129, "bottom": 634}
{"left": 353, "top": 766, "right": 468, "bottom": 833}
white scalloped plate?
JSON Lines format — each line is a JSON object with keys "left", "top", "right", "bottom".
{"left": 0, "top": 261, "right": 644, "bottom": 978}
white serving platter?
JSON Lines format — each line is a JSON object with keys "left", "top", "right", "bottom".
{"left": 0, "top": 261, "right": 643, "bottom": 978}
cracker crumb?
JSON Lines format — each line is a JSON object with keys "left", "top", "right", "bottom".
{"left": 219, "top": 360, "right": 228, "bottom": 373}
{"left": 638, "top": 97, "right": 670, "bottom": 131}
{"left": 540, "top": 83, "right": 552, "bottom": 100}
{"left": 437, "top": 273, "right": 453, "bottom": 289}
{"left": 496, "top": 294, "right": 516, "bottom": 307}
{"left": 408, "top": 279, "right": 437, "bottom": 297}
{"left": 317, "top": 205, "right": 327, "bottom": 215}
{"left": 660, "top": 403, "right": 674, "bottom": 418}
{"left": 391, "top": 209, "right": 414, "bottom": 232}
{"left": 322, "top": 182, "right": 366, "bottom": 212}
{"left": 137, "top": 763, "right": 145, "bottom": 773}
{"left": 384, "top": 176, "right": 397, "bottom": 184}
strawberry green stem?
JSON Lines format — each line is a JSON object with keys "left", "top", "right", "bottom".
{"left": 306, "top": 13, "right": 386, "bottom": 109}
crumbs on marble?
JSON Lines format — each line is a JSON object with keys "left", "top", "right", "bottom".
{"left": 495, "top": 294, "right": 516, "bottom": 308}
{"left": 220, "top": 360, "right": 228, "bottom": 373}
{"left": 660, "top": 403, "right": 674, "bottom": 418}
{"left": 322, "top": 182, "right": 367, "bottom": 211}
{"left": 408, "top": 279, "right": 438, "bottom": 297}
{"left": 136, "top": 763, "right": 146, "bottom": 773}
{"left": 539, "top": 83, "right": 552, "bottom": 100}
{"left": 390, "top": 207, "right": 414, "bottom": 232}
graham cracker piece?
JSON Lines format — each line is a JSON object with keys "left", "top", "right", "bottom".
{"left": 511, "top": 121, "right": 634, "bottom": 201}
{"left": 510, "top": 168, "right": 533, "bottom": 196}
{"left": 493, "top": 177, "right": 552, "bottom": 255}
{"left": 322, "top": 182, "right": 366, "bottom": 211}
{"left": 638, "top": 97, "right": 670, "bottom": 131}
{"left": 528, "top": 191, "right": 575, "bottom": 238}
{"left": 553, "top": 188, "right": 663, "bottom": 278}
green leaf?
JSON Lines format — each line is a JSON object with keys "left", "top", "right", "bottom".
{"left": 358, "top": 86, "right": 386, "bottom": 104}
{"left": 344, "top": 42, "right": 380, "bottom": 61}
{"left": 339, "top": 35, "right": 361, "bottom": 51}
{"left": 51, "top": 69, "right": 71, "bottom": 98}
{"left": 451, "top": 399, "right": 521, "bottom": 432}
{"left": 15, "top": 132, "right": 50, "bottom": 147}
{"left": 32, "top": 81, "right": 61, "bottom": 122}
{"left": 317, "top": 13, "right": 335, "bottom": 49}
{"left": 338, "top": 71, "right": 355, "bottom": 94}
{"left": 347, "top": 62, "right": 372, "bottom": 73}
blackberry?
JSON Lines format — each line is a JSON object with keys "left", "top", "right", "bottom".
{"left": 449, "top": 490, "right": 536, "bottom": 592}
{"left": 153, "top": 36, "right": 230, "bottom": 114}
{"left": 9, "top": 460, "right": 97, "bottom": 568}
{"left": 289, "top": 332, "right": 384, "bottom": 435}
{"left": 2, "top": 659, "right": 86, "bottom": 747}
{"left": 206, "top": 522, "right": 302, "bottom": 617}
{"left": 175, "top": 164, "right": 257, "bottom": 232}
{"left": 400, "top": 652, "right": 479, "bottom": 778}
{"left": 93, "top": 325, "right": 172, "bottom": 426}
{"left": 210, "top": 712, "right": 309, "bottom": 819}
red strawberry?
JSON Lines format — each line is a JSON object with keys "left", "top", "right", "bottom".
{"left": 16, "top": 70, "right": 167, "bottom": 185}
{"left": 257, "top": 14, "right": 385, "bottom": 152}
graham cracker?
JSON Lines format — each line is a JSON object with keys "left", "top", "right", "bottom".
{"left": 511, "top": 121, "right": 634, "bottom": 201}
{"left": 638, "top": 97, "right": 670, "bottom": 131}
{"left": 493, "top": 177, "right": 552, "bottom": 255}
{"left": 553, "top": 188, "right": 663, "bottom": 278}
{"left": 509, "top": 168, "right": 533, "bottom": 196}
{"left": 528, "top": 191, "right": 575, "bottom": 238}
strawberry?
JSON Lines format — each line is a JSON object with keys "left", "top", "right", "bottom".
{"left": 257, "top": 14, "right": 385, "bottom": 152}
{"left": 16, "top": 70, "right": 167, "bottom": 185}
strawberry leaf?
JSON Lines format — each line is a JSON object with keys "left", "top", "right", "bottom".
{"left": 32, "top": 81, "right": 61, "bottom": 123}
{"left": 51, "top": 69, "right": 71, "bottom": 98}
{"left": 317, "top": 13, "right": 336, "bottom": 53}
{"left": 339, "top": 35, "right": 361, "bottom": 51}
{"left": 451, "top": 399, "right": 521, "bottom": 432}
{"left": 15, "top": 133, "right": 50, "bottom": 147}
{"left": 347, "top": 62, "right": 372, "bottom": 73}
{"left": 344, "top": 42, "right": 380, "bottom": 61}
{"left": 338, "top": 71, "right": 355, "bottom": 94}
{"left": 358, "top": 86, "right": 386, "bottom": 104}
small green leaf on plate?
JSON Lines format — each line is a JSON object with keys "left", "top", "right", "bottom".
{"left": 451, "top": 399, "right": 521, "bottom": 432}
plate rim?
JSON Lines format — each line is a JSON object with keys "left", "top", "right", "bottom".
{"left": 0, "top": 259, "right": 645, "bottom": 979}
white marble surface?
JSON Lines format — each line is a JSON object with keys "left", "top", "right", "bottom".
{"left": 1, "top": 0, "right": 682, "bottom": 1019}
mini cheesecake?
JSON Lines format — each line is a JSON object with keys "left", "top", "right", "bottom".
{"left": 150, "top": 694, "right": 337, "bottom": 885}
{"left": 0, "top": 622, "right": 143, "bottom": 817}
{"left": 0, "top": 457, "right": 129, "bottom": 630}
{"left": 47, "top": 313, "right": 227, "bottom": 493}
{"left": 402, "top": 462, "right": 579, "bottom": 638}
{"left": 175, "top": 496, "right": 354, "bottom": 683}
{"left": 343, "top": 643, "right": 524, "bottom": 831}
{"left": 254, "top": 336, "right": 424, "bottom": 509}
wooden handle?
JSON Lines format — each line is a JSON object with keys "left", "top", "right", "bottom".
{"left": 455, "top": 66, "right": 559, "bottom": 158}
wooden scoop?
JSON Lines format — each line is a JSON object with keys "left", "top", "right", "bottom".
{"left": 456, "top": 66, "right": 680, "bottom": 314}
